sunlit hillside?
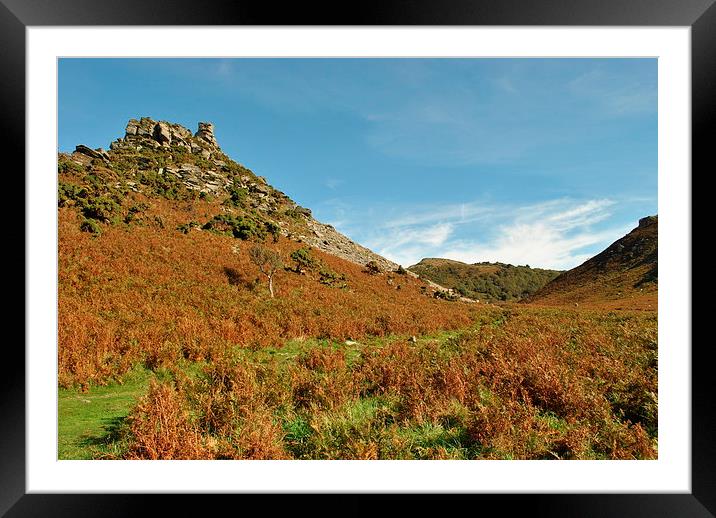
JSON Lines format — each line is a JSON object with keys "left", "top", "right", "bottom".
{"left": 57, "top": 118, "right": 658, "bottom": 461}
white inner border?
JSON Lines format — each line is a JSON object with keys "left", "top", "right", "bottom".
{"left": 27, "top": 27, "right": 691, "bottom": 493}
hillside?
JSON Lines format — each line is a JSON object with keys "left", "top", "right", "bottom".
{"left": 529, "top": 216, "right": 658, "bottom": 309}
{"left": 60, "top": 117, "right": 399, "bottom": 272}
{"left": 57, "top": 117, "right": 477, "bottom": 387}
{"left": 409, "top": 258, "right": 561, "bottom": 302}
{"left": 57, "top": 118, "right": 658, "bottom": 461}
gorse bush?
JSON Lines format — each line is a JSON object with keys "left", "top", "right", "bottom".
{"left": 288, "top": 247, "right": 347, "bottom": 288}
{"left": 319, "top": 268, "right": 348, "bottom": 289}
{"left": 79, "top": 218, "right": 102, "bottom": 235}
{"left": 365, "top": 261, "right": 381, "bottom": 275}
{"left": 224, "top": 182, "right": 248, "bottom": 208}
{"left": 290, "top": 247, "right": 317, "bottom": 271}
{"left": 81, "top": 195, "right": 122, "bottom": 224}
{"left": 202, "top": 214, "right": 268, "bottom": 241}
{"left": 58, "top": 182, "right": 88, "bottom": 207}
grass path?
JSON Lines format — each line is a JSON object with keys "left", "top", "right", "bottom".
{"left": 57, "top": 330, "right": 464, "bottom": 460}
{"left": 58, "top": 367, "right": 152, "bottom": 459}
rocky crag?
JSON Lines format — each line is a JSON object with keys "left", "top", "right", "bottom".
{"left": 63, "top": 117, "right": 402, "bottom": 273}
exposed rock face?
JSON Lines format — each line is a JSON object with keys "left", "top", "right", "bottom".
{"left": 114, "top": 117, "right": 218, "bottom": 156}
{"left": 82, "top": 117, "right": 445, "bottom": 282}
{"left": 152, "top": 122, "right": 172, "bottom": 147}
{"left": 75, "top": 144, "right": 109, "bottom": 162}
{"left": 299, "top": 219, "right": 400, "bottom": 273}
{"left": 164, "top": 163, "right": 232, "bottom": 194}
{"left": 195, "top": 122, "right": 218, "bottom": 148}
{"left": 125, "top": 120, "right": 139, "bottom": 136}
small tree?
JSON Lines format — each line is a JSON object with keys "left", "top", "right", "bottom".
{"left": 249, "top": 244, "right": 282, "bottom": 298}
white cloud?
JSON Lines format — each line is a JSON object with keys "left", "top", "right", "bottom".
{"left": 345, "top": 198, "right": 629, "bottom": 270}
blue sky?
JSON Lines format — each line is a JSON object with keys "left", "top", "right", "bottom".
{"left": 58, "top": 58, "right": 657, "bottom": 270}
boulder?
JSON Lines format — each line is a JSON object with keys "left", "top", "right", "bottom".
{"left": 125, "top": 120, "right": 139, "bottom": 136}
{"left": 195, "top": 122, "right": 218, "bottom": 147}
{"left": 171, "top": 124, "right": 192, "bottom": 140}
{"left": 293, "top": 205, "right": 312, "bottom": 217}
{"left": 75, "top": 144, "right": 108, "bottom": 161}
{"left": 153, "top": 122, "right": 172, "bottom": 146}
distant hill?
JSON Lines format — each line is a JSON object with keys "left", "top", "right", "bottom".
{"left": 529, "top": 216, "right": 657, "bottom": 309}
{"left": 408, "top": 258, "right": 562, "bottom": 302}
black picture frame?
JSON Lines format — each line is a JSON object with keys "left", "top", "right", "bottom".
{"left": 5, "top": 0, "right": 709, "bottom": 515}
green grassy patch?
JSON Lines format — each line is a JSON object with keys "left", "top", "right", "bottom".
{"left": 58, "top": 366, "right": 153, "bottom": 459}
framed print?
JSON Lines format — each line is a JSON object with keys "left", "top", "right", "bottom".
{"left": 6, "top": 0, "right": 711, "bottom": 515}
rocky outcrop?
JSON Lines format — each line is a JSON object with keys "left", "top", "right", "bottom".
{"left": 164, "top": 163, "right": 232, "bottom": 194}
{"left": 152, "top": 122, "right": 172, "bottom": 147}
{"left": 298, "top": 219, "right": 400, "bottom": 273}
{"left": 110, "top": 117, "right": 219, "bottom": 158}
{"left": 638, "top": 215, "right": 657, "bottom": 228}
{"left": 195, "top": 122, "right": 218, "bottom": 148}
{"left": 78, "top": 117, "right": 462, "bottom": 295}
{"left": 75, "top": 145, "right": 109, "bottom": 162}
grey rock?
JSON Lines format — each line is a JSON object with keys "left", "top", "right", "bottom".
{"left": 75, "top": 144, "right": 108, "bottom": 161}
{"left": 153, "top": 122, "right": 172, "bottom": 146}
{"left": 195, "top": 122, "right": 218, "bottom": 147}
{"left": 125, "top": 120, "right": 139, "bottom": 136}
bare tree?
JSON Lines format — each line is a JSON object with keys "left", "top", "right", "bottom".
{"left": 249, "top": 244, "right": 282, "bottom": 298}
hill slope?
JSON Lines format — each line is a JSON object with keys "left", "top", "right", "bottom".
{"left": 408, "top": 258, "right": 561, "bottom": 302}
{"left": 57, "top": 118, "right": 658, "bottom": 461}
{"left": 60, "top": 117, "right": 399, "bottom": 272}
{"left": 57, "top": 117, "right": 477, "bottom": 387}
{"left": 529, "top": 216, "right": 658, "bottom": 309}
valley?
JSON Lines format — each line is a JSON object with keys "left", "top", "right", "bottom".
{"left": 57, "top": 118, "right": 658, "bottom": 460}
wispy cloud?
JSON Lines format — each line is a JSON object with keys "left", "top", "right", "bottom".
{"left": 330, "top": 198, "right": 628, "bottom": 270}
{"left": 568, "top": 68, "right": 657, "bottom": 116}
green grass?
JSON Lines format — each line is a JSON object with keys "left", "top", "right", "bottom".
{"left": 58, "top": 366, "right": 153, "bottom": 459}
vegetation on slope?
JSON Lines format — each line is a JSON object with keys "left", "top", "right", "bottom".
{"left": 57, "top": 118, "right": 658, "bottom": 460}
{"left": 71, "top": 307, "right": 657, "bottom": 460}
{"left": 58, "top": 203, "right": 477, "bottom": 389}
{"left": 530, "top": 216, "right": 658, "bottom": 309}
{"left": 409, "top": 258, "right": 561, "bottom": 302}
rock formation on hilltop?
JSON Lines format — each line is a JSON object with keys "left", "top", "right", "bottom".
{"left": 66, "top": 117, "right": 401, "bottom": 272}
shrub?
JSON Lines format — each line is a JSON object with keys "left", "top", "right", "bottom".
{"left": 79, "top": 218, "right": 102, "bottom": 235}
{"left": 124, "top": 202, "right": 150, "bottom": 224}
{"left": 265, "top": 221, "right": 281, "bottom": 242}
{"left": 58, "top": 182, "right": 88, "bottom": 207}
{"left": 202, "top": 214, "right": 267, "bottom": 241}
{"left": 290, "top": 247, "right": 317, "bottom": 271}
{"left": 176, "top": 221, "right": 200, "bottom": 234}
{"left": 58, "top": 158, "right": 85, "bottom": 175}
{"left": 224, "top": 182, "right": 248, "bottom": 207}
{"left": 319, "top": 268, "right": 348, "bottom": 289}
{"left": 433, "top": 290, "right": 459, "bottom": 302}
{"left": 364, "top": 261, "right": 381, "bottom": 275}
{"left": 81, "top": 195, "right": 121, "bottom": 224}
